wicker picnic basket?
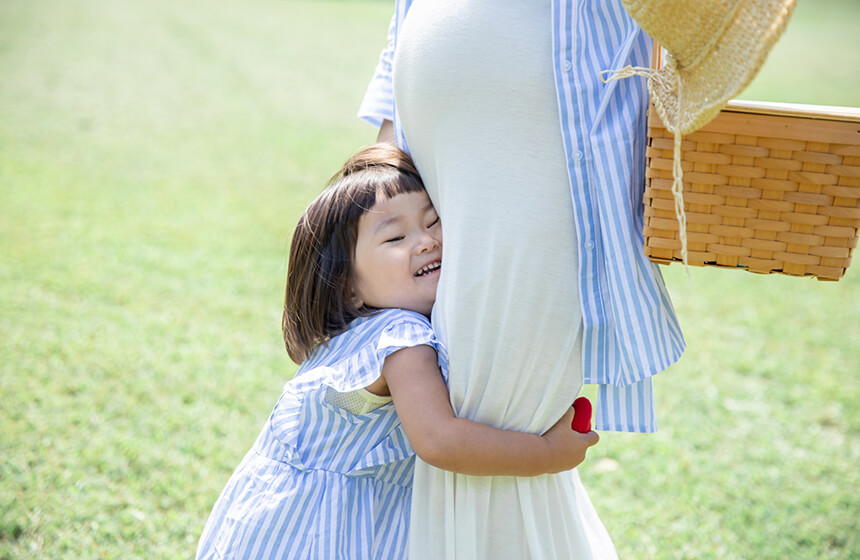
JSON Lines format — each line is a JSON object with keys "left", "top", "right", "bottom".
{"left": 642, "top": 55, "right": 860, "bottom": 281}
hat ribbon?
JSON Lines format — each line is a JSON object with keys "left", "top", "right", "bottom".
{"left": 601, "top": 65, "right": 690, "bottom": 274}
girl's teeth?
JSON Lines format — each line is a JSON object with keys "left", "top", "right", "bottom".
{"left": 417, "top": 263, "right": 440, "bottom": 276}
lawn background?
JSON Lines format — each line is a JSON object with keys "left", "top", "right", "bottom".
{"left": 0, "top": 0, "right": 857, "bottom": 558}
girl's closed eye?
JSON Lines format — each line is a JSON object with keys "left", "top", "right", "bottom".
{"left": 385, "top": 235, "right": 405, "bottom": 243}
{"left": 427, "top": 216, "right": 440, "bottom": 229}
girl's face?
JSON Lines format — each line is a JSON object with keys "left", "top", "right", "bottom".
{"left": 352, "top": 191, "right": 442, "bottom": 317}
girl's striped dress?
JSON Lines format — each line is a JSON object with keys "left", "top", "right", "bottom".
{"left": 196, "top": 309, "right": 446, "bottom": 559}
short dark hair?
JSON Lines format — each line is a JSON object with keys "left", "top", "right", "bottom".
{"left": 282, "top": 144, "right": 426, "bottom": 363}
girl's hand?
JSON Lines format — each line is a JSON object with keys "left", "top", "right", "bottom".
{"left": 541, "top": 407, "right": 600, "bottom": 473}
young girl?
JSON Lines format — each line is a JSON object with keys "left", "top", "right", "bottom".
{"left": 195, "top": 144, "right": 598, "bottom": 560}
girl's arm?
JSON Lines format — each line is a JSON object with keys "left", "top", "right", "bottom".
{"left": 378, "top": 345, "right": 599, "bottom": 476}
{"left": 376, "top": 119, "right": 395, "bottom": 144}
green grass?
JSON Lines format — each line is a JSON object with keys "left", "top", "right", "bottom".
{"left": 1, "top": 0, "right": 857, "bottom": 558}
{"left": 739, "top": 0, "right": 860, "bottom": 106}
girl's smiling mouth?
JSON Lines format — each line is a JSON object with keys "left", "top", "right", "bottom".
{"left": 414, "top": 261, "right": 441, "bottom": 277}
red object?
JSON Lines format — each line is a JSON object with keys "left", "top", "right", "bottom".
{"left": 571, "top": 397, "right": 592, "bottom": 433}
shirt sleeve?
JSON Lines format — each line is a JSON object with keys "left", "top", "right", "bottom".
{"left": 358, "top": 9, "right": 398, "bottom": 129}
{"left": 595, "top": 378, "right": 657, "bottom": 433}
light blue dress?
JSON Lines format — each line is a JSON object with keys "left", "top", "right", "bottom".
{"left": 196, "top": 309, "right": 446, "bottom": 560}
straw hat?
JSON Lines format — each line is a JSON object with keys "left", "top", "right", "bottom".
{"left": 623, "top": 0, "right": 796, "bottom": 135}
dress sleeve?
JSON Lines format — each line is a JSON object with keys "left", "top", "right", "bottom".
{"left": 358, "top": 9, "right": 398, "bottom": 129}
{"left": 327, "top": 310, "right": 443, "bottom": 393}
{"left": 375, "top": 314, "right": 438, "bottom": 364}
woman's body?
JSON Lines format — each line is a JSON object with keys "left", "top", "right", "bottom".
{"left": 395, "top": 0, "right": 583, "bottom": 435}
{"left": 394, "top": 2, "right": 607, "bottom": 557}
{"left": 360, "top": 0, "right": 685, "bottom": 558}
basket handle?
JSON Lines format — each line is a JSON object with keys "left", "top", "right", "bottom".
{"left": 651, "top": 39, "right": 663, "bottom": 70}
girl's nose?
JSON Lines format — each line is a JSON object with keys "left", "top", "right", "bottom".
{"left": 416, "top": 231, "right": 440, "bottom": 253}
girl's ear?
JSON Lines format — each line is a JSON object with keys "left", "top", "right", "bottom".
{"left": 348, "top": 281, "right": 363, "bottom": 309}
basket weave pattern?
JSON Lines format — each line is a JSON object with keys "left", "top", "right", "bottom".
{"left": 644, "top": 106, "right": 860, "bottom": 281}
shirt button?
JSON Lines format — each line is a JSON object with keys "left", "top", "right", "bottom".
{"left": 584, "top": 240, "right": 595, "bottom": 250}
{"left": 574, "top": 150, "right": 583, "bottom": 160}
{"left": 563, "top": 60, "right": 572, "bottom": 72}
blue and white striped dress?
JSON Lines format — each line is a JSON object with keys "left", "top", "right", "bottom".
{"left": 196, "top": 309, "right": 446, "bottom": 560}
